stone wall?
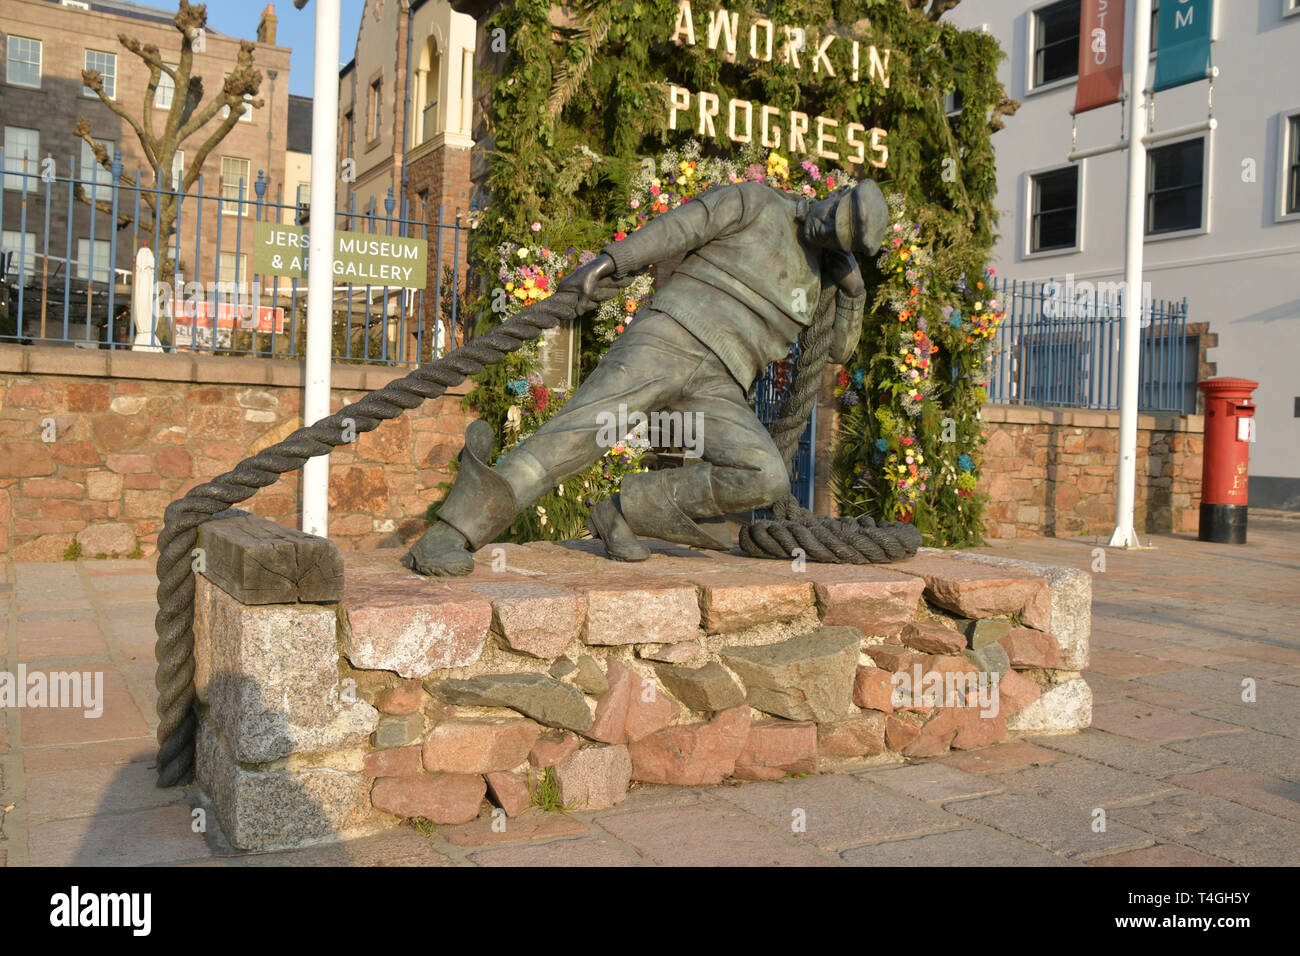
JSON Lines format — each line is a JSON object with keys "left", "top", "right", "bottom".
{"left": 191, "top": 514, "right": 1092, "bottom": 850}
{"left": 980, "top": 405, "right": 1204, "bottom": 539}
{"left": 0, "top": 347, "right": 476, "bottom": 559}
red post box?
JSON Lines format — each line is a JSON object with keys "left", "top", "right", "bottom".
{"left": 1196, "top": 377, "right": 1258, "bottom": 544}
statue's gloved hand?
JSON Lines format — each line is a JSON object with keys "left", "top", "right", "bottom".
{"left": 823, "top": 249, "right": 865, "bottom": 298}
{"left": 556, "top": 253, "right": 616, "bottom": 315}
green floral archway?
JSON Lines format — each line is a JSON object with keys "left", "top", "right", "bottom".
{"left": 449, "top": 0, "right": 1017, "bottom": 547}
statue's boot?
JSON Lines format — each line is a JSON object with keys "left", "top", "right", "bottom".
{"left": 403, "top": 420, "right": 518, "bottom": 577}
{"left": 589, "top": 464, "right": 734, "bottom": 559}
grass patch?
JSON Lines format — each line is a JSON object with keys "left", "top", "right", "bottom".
{"left": 527, "top": 766, "right": 578, "bottom": 814}
{"left": 407, "top": 817, "right": 438, "bottom": 836}
{"left": 62, "top": 540, "right": 82, "bottom": 561}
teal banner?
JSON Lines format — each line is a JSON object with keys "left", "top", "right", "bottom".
{"left": 1153, "top": 0, "right": 1213, "bottom": 92}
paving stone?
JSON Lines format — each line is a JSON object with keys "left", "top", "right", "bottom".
{"left": 862, "top": 762, "right": 1002, "bottom": 802}
{"left": 1032, "top": 728, "right": 1218, "bottom": 778}
{"left": 939, "top": 741, "right": 1064, "bottom": 774}
{"left": 696, "top": 572, "right": 813, "bottom": 634}
{"left": 627, "top": 706, "right": 750, "bottom": 786}
{"left": 587, "top": 659, "right": 680, "bottom": 743}
{"left": 712, "top": 773, "right": 960, "bottom": 851}
{"left": 943, "top": 792, "right": 1152, "bottom": 860}
{"left": 995, "top": 756, "right": 1175, "bottom": 810}
{"left": 841, "top": 827, "right": 1074, "bottom": 866}
{"left": 428, "top": 673, "right": 593, "bottom": 733}
{"left": 421, "top": 719, "right": 543, "bottom": 774}
{"left": 816, "top": 712, "right": 886, "bottom": 759}
{"left": 17, "top": 669, "right": 149, "bottom": 747}
{"left": 594, "top": 802, "right": 836, "bottom": 866}
{"left": 230, "top": 827, "right": 457, "bottom": 867}
{"left": 1086, "top": 844, "right": 1226, "bottom": 867}
{"left": 1192, "top": 704, "right": 1300, "bottom": 739}
{"left": 722, "top": 626, "right": 860, "bottom": 722}
{"left": 654, "top": 661, "right": 745, "bottom": 713}
{"left": 1087, "top": 649, "right": 1186, "bottom": 679}
{"left": 21, "top": 738, "right": 153, "bottom": 774}
{"left": 733, "top": 721, "right": 818, "bottom": 780}
{"left": 1166, "top": 767, "right": 1300, "bottom": 824}
{"left": 469, "top": 837, "right": 644, "bottom": 867}
{"left": 554, "top": 744, "right": 632, "bottom": 810}
{"left": 1090, "top": 700, "right": 1243, "bottom": 743}
{"left": 23, "top": 760, "right": 179, "bottom": 823}
{"left": 1007, "top": 678, "right": 1093, "bottom": 733}
{"left": 1109, "top": 791, "right": 1300, "bottom": 866}
{"left": 28, "top": 805, "right": 212, "bottom": 866}
{"left": 441, "top": 812, "right": 588, "bottom": 846}
{"left": 1165, "top": 730, "right": 1300, "bottom": 783}
{"left": 461, "top": 580, "right": 585, "bottom": 659}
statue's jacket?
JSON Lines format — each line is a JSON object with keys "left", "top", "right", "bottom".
{"left": 600, "top": 181, "right": 828, "bottom": 390}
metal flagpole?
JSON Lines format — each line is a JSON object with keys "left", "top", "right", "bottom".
{"left": 1108, "top": 0, "right": 1152, "bottom": 549}
{"left": 300, "top": 0, "right": 341, "bottom": 538}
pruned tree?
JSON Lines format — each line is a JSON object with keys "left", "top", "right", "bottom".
{"left": 75, "top": 0, "right": 265, "bottom": 285}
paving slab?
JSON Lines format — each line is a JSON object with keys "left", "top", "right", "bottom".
{"left": 841, "top": 826, "right": 1075, "bottom": 866}
{"left": 943, "top": 791, "right": 1154, "bottom": 860}
{"left": 1109, "top": 791, "right": 1300, "bottom": 866}
{"left": 594, "top": 802, "right": 837, "bottom": 866}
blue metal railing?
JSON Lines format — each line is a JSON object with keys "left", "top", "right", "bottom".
{"left": 0, "top": 146, "right": 473, "bottom": 365}
{"left": 752, "top": 344, "right": 816, "bottom": 511}
{"left": 985, "top": 275, "right": 1194, "bottom": 414}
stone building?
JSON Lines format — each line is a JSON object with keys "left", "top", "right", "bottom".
{"left": 337, "top": 0, "right": 478, "bottom": 288}
{"left": 0, "top": 0, "right": 291, "bottom": 326}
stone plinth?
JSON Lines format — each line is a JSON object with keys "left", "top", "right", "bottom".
{"left": 192, "top": 516, "right": 1092, "bottom": 850}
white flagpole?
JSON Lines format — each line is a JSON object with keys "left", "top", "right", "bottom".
{"left": 1108, "top": 0, "right": 1152, "bottom": 549}
{"left": 302, "top": 0, "right": 341, "bottom": 538}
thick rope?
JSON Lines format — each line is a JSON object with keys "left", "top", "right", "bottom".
{"left": 153, "top": 273, "right": 916, "bottom": 788}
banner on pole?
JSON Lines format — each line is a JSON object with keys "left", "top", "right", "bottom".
{"left": 1153, "top": 0, "right": 1213, "bottom": 92}
{"left": 1075, "top": 0, "right": 1126, "bottom": 113}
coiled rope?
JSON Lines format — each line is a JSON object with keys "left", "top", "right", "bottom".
{"left": 154, "top": 273, "right": 917, "bottom": 787}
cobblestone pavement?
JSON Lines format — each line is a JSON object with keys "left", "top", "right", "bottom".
{"left": 1, "top": 518, "right": 1296, "bottom": 867}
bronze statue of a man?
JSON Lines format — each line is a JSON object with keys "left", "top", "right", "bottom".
{"left": 404, "top": 178, "right": 890, "bottom": 576}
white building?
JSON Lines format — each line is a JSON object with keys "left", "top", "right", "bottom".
{"left": 947, "top": 0, "right": 1300, "bottom": 511}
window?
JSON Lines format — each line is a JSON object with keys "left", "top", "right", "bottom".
{"left": 943, "top": 88, "right": 964, "bottom": 116}
{"left": 61, "top": 0, "right": 91, "bottom": 8}
{"left": 1031, "top": 0, "right": 1081, "bottom": 88}
{"left": 1150, "top": 0, "right": 1160, "bottom": 54}
{"left": 1029, "top": 166, "right": 1080, "bottom": 253}
{"left": 218, "top": 252, "right": 248, "bottom": 283}
{"left": 6, "top": 36, "right": 42, "bottom": 88}
{"left": 80, "top": 138, "right": 116, "bottom": 188}
{"left": 221, "top": 156, "right": 250, "bottom": 215}
{"left": 296, "top": 183, "right": 311, "bottom": 208}
{"left": 344, "top": 110, "right": 355, "bottom": 152}
{"left": 1287, "top": 0, "right": 1300, "bottom": 19}
{"left": 171, "top": 151, "right": 185, "bottom": 191}
{"left": 76, "top": 238, "right": 110, "bottom": 283}
{"left": 3, "top": 127, "right": 40, "bottom": 191}
{"left": 368, "top": 77, "right": 383, "bottom": 141}
{"left": 84, "top": 50, "right": 117, "bottom": 99}
{"left": 1287, "top": 115, "right": 1300, "bottom": 216}
{"left": 2, "top": 231, "right": 37, "bottom": 274}
{"left": 1146, "top": 138, "right": 1205, "bottom": 235}
{"left": 155, "top": 63, "right": 177, "bottom": 110}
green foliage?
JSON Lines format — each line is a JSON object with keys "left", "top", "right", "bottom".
{"left": 466, "top": 0, "right": 1013, "bottom": 546}
{"left": 527, "top": 766, "right": 578, "bottom": 813}
{"left": 63, "top": 540, "right": 83, "bottom": 561}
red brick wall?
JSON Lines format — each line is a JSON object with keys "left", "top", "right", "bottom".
{"left": 979, "top": 405, "right": 1204, "bottom": 539}
{"left": 0, "top": 347, "right": 475, "bottom": 560}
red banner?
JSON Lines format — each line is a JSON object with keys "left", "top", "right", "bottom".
{"left": 1075, "top": 0, "right": 1126, "bottom": 113}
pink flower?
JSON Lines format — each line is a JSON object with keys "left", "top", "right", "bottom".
{"left": 630, "top": 199, "right": 640, "bottom": 209}
{"left": 530, "top": 221, "right": 541, "bottom": 232}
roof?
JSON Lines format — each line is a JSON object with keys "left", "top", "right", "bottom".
{"left": 39, "top": 0, "right": 225, "bottom": 32}
{"left": 287, "top": 95, "right": 313, "bottom": 154}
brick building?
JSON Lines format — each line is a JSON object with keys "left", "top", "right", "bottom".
{"left": 0, "top": 0, "right": 291, "bottom": 338}
{"left": 337, "top": 0, "right": 477, "bottom": 292}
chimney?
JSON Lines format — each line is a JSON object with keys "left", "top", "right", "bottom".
{"left": 257, "top": 4, "right": 278, "bottom": 46}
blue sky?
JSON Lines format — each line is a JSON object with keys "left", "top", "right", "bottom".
{"left": 206, "top": 0, "right": 367, "bottom": 99}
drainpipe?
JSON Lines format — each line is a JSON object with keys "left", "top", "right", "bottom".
{"left": 401, "top": 0, "right": 415, "bottom": 209}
